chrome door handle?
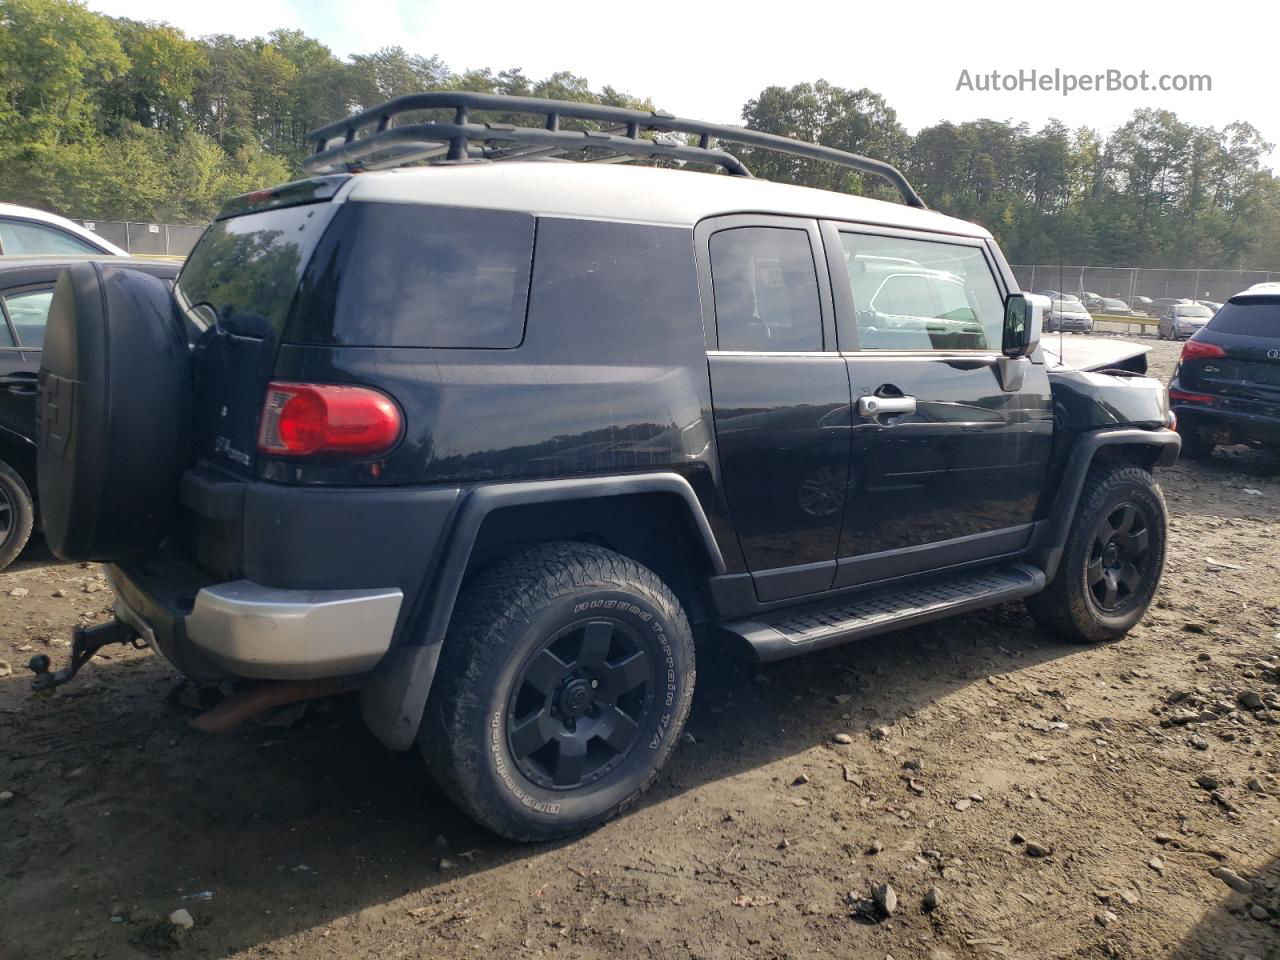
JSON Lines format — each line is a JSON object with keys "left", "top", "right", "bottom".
{"left": 858, "top": 395, "right": 916, "bottom": 417}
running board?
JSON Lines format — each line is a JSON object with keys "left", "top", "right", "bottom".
{"left": 722, "top": 563, "right": 1046, "bottom": 662}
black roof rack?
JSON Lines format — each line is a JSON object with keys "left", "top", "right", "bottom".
{"left": 303, "top": 92, "right": 926, "bottom": 209}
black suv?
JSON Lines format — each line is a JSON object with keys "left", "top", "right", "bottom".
{"left": 32, "top": 94, "right": 1179, "bottom": 841}
{"left": 1169, "top": 286, "right": 1280, "bottom": 457}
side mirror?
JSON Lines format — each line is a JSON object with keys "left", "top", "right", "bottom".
{"left": 1002, "top": 292, "right": 1044, "bottom": 358}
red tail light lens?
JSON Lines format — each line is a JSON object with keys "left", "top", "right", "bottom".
{"left": 258, "top": 382, "right": 402, "bottom": 457}
{"left": 1168, "top": 388, "right": 1217, "bottom": 406}
{"left": 1181, "top": 339, "right": 1226, "bottom": 361}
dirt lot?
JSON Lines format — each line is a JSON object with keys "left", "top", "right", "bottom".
{"left": 2, "top": 337, "right": 1277, "bottom": 960}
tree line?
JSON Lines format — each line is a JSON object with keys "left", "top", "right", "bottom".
{"left": 2, "top": 0, "right": 1277, "bottom": 269}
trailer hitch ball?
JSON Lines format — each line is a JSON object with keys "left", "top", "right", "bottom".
{"left": 28, "top": 619, "right": 140, "bottom": 692}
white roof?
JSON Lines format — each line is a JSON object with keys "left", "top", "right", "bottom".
{"left": 0, "top": 202, "right": 127, "bottom": 255}
{"left": 341, "top": 161, "right": 990, "bottom": 238}
{"left": 1238, "top": 281, "right": 1280, "bottom": 298}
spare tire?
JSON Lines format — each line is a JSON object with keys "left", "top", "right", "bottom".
{"left": 38, "top": 262, "right": 191, "bottom": 562}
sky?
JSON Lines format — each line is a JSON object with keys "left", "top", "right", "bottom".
{"left": 88, "top": 0, "right": 1277, "bottom": 162}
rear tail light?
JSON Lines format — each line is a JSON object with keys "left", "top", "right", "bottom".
{"left": 257, "top": 381, "right": 402, "bottom": 457}
{"left": 1180, "top": 339, "right": 1226, "bottom": 361}
{"left": 1168, "top": 388, "right": 1217, "bottom": 406}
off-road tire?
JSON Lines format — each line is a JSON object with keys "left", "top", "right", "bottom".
{"left": 1025, "top": 464, "right": 1167, "bottom": 643}
{"left": 420, "top": 542, "right": 696, "bottom": 842}
{"left": 0, "top": 461, "right": 34, "bottom": 571}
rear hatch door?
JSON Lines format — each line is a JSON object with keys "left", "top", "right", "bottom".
{"left": 1180, "top": 296, "right": 1280, "bottom": 411}
{"left": 176, "top": 198, "right": 340, "bottom": 476}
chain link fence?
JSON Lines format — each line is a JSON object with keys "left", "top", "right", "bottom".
{"left": 71, "top": 219, "right": 205, "bottom": 257}
{"left": 1011, "top": 264, "right": 1280, "bottom": 306}
{"left": 57, "top": 228, "right": 1280, "bottom": 296}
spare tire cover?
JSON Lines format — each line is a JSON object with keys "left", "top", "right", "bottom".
{"left": 38, "top": 263, "right": 191, "bottom": 561}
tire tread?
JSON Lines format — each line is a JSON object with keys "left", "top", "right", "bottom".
{"left": 422, "top": 541, "right": 695, "bottom": 841}
{"left": 1025, "top": 463, "right": 1166, "bottom": 644}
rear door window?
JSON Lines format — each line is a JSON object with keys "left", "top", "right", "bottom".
{"left": 709, "top": 226, "right": 823, "bottom": 352}
{"left": 2, "top": 288, "right": 53, "bottom": 348}
{"left": 1209, "top": 298, "right": 1280, "bottom": 336}
{"left": 289, "top": 202, "right": 535, "bottom": 348}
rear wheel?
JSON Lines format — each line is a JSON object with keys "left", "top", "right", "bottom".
{"left": 421, "top": 542, "right": 696, "bottom": 841}
{"left": 1026, "top": 464, "right": 1166, "bottom": 643}
{"left": 0, "top": 461, "right": 34, "bottom": 571}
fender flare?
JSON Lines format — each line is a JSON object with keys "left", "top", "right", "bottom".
{"left": 1033, "top": 427, "right": 1180, "bottom": 581}
{"left": 360, "top": 471, "right": 725, "bottom": 750}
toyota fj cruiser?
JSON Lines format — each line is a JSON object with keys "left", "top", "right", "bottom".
{"left": 32, "top": 93, "right": 1179, "bottom": 841}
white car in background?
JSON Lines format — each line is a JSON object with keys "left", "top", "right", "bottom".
{"left": 0, "top": 203, "right": 127, "bottom": 256}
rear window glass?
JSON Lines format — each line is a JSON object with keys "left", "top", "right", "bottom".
{"left": 177, "top": 204, "right": 336, "bottom": 338}
{"left": 1208, "top": 298, "right": 1280, "bottom": 337}
{"left": 4, "top": 288, "right": 53, "bottom": 348}
{"left": 289, "top": 202, "right": 534, "bottom": 348}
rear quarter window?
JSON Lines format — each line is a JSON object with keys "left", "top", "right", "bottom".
{"left": 1208, "top": 297, "right": 1280, "bottom": 337}
{"left": 289, "top": 202, "right": 535, "bottom": 348}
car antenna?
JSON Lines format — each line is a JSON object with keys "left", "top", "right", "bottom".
{"left": 1058, "top": 257, "right": 1065, "bottom": 358}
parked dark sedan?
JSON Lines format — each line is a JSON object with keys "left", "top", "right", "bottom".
{"left": 1145, "top": 296, "right": 1190, "bottom": 318}
{"left": 0, "top": 256, "right": 179, "bottom": 568}
{"left": 1169, "top": 289, "right": 1280, "bottom": 458}
{"left": 1097, "top": 297, "right": 1131, "bottom": 315}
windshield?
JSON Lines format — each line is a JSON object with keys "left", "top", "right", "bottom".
{"left": 1176, "top": 305, "right": 1213, "bottom": 318}
{"left": 1054, "top": 298, "right": 1085, "bottom": 311}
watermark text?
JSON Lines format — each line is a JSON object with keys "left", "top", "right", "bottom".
{"left": 956, "top": 68, "right": 1212, "bottom": 96}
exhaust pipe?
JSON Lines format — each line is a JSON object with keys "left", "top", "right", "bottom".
{"left": 188, "top": 676, "right": 357, "bottom": 733}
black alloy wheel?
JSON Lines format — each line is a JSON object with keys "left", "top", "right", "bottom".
{"left": 507, "top": 618, "right": 654, "bottom": 790}
{"left": 1024, "top": 463, "right": 1167, "bottom": 644}
{"left": 422, "top": 541, "right": 696, "bottom": 841}
{"left": 1086, "top": 501, "right": 1152, "bottom": 615}
{"left": 0, "top": 483, "right": 11, "bottom": 541}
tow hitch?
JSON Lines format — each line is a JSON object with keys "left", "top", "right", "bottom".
{"left": 28, "top": 619, "right": 144, "bottom": 691}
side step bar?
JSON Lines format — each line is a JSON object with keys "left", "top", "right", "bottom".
{"left": 722, "top": 563, "right": 1046, "bottom": 662}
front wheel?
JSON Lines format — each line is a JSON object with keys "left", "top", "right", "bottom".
{"left": 1025, "top": 463, "right": 1167, "bottom": 643}
{"left": 421, "top": 542, "right": 696, "bottom": 841}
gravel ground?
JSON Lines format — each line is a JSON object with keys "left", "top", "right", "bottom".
{"left": 1, "top": 336, "right": 1277, "bottom": 960}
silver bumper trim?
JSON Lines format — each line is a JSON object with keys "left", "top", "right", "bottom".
{"left": 185, "top": 581, "right": 403, "bottom": 679}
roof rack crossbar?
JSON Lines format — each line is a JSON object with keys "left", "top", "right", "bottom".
{"left": 303, "top": 92, "right": 926, "bottom": 208}
{"left": 307, "top": 121, "right": 754, "bottom": 176}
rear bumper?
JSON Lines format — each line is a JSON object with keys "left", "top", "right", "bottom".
{"left": 1172, "top": 403, "right": 1280, "bottom": 445}
{"left": 107, "top": 562, "right": 402, "bottom": 680}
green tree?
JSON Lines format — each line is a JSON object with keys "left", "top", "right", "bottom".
{"left": 102, "top": 19, "right": 204, "bottom": 134}
{"left": 739, "top": 80, "right": 909, "bottom": 195}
